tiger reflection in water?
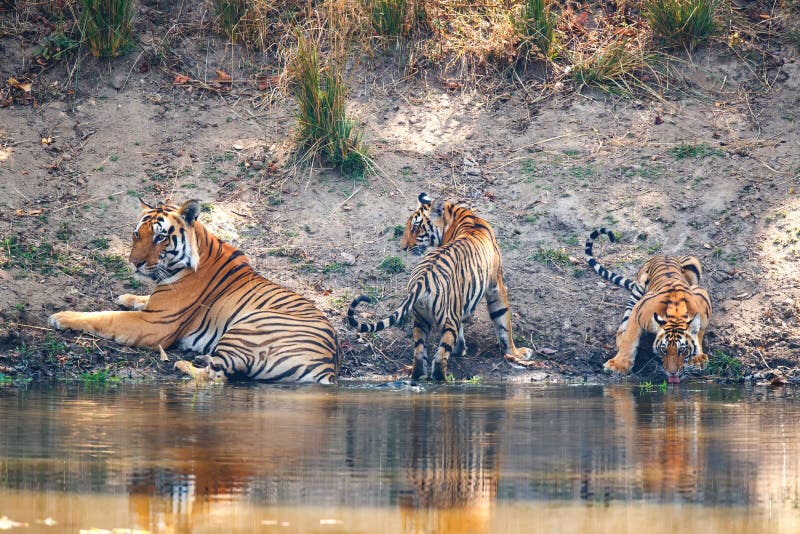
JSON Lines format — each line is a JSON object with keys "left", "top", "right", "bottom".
{"left": 606, "top": 386, "right": 702, "bottom": 500}
{"left": 125, "top": 388, "right": 339, "bottom": 532}
{"left": 398, "top": 394, "right": 503, "bottom": 534}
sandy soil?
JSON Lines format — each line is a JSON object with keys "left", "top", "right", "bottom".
{"left": 2, "top": 4, "right": 800, "bottom": 384}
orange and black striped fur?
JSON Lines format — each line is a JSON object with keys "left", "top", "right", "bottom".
{"left": 347, "top": 193, "right": 532, "bottom": 381}
{"left": 49, "top": 200, "right": 340, "bottom": 384}
{"left": 585, "top": 228, "right": 712, "bottom": 382}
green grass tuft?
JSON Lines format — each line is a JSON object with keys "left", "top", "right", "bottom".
{"left": 531, "top": 247, "right": 571, "bottom": 268}
{"left": 668, "top": 142, "right": 725, "bottom": 159}
{"left": 378, "top": 255, "right": 405, "bottom": 273}
{"left": 369, "top": 0, "right": 408, "bottom": 36}
{"left": 291, "top": 32, "right": 373, "bottom": 178}
{"left": 644, "top": 0, "right": 718, "bottom": 49}
{"left": 79, "top": 0, "right": 134, "bottom": 58}
{"left": 707, "top": 349, "right": 743, "bottom": 379}
{"left": 515, "top": 0, "right": 557, "bottom": 57}
{"left": 213, "top": 0, "right": 247, "bottom": 39}
{"left": 80, "top": 369, "right": 120, "bottom": 384}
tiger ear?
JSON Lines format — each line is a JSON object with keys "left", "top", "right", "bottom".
{"left": 653, "top": 313, "right": 666, "bottom": 326}
{"left": 431, "top": 199, "right": 445, "bottom": 218}
{"left": 418, "top": 192, "right": 432, "bottom": 207}
{"left": 139, "top": 198, "right": 154, "bottom": 210}
{"left": 179, "top": 200, "right": 201, "bottom": 225}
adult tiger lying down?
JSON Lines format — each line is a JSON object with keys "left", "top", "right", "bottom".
{"left": 347, "top": 193, "right": 533, "bottom": 381}
{"left": 48, "top": 199, "right": 340, "bottom": 384}
{"left": 585, "top": 228, "right": 712, "bottom": 384}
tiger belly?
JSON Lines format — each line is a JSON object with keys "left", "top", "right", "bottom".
{"left": 176, "top": 329, "right": 223, "bottom": 355}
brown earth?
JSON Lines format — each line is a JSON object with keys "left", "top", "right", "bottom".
{"left": 1, "top": 3, "right": 800, "bottom": 385}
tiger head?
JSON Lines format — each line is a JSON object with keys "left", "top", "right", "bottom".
{"left": 652, "top": 310, "right": 702, "bottom": 382}
{"left": 129, "top": 199, "right": 201, "bottom": 283}
{"left": 400, "top": 192, "right": 446, "bottom": 255}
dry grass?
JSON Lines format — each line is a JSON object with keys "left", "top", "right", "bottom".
{"left": 569, "top": 32, "right": 655, "bottom": 95}
{"left": 2, "top": 0, "right": 795, "bottom": 111}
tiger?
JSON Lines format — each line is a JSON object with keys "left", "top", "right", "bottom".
{"left": 585, "top": 227, "right": 712, "bottom": 383}
{"left": 346, "top": 193, "right": 532, "bottom": 381}
{"left": 48, "top": 199, "right": 340, "bottom": 384}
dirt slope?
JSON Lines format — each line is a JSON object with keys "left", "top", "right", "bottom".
{"left": 1, "top": 7, "right": 799, "bottom": 384}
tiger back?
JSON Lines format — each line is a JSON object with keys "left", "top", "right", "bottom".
{"left": 49, "top": 199, "right": 340, "bottom": 384}
{"left": 585, "top": 228, "right": 712, "bottom": 383}
{"left": 347, "top": 193, "right": 532, "bottom": 381}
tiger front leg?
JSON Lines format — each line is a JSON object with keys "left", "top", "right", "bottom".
{"left": 411, "top": 318, "right": 431, "bottom": 380}
{"left": 48, "top": 310, "right": 172, "bottom": 349}
{"left": 604, "top": 317, "right": 644, "bottom": 375}
{"left": 115, "top": 294, "right": 150, "bottom": 310}
{"left": 485, "top": 279, "right": 533, "bottom": 361}
{"left": 687, "top": 327, "right": 709, "bottom": 370}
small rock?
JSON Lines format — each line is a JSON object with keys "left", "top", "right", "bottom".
{"left": 339, "top": 252, "right": 356, "bottom": 265}
{"left": 110, "top": 73, "right": 126, "bottom": 90}
{"left": 251, "top": 160, "right": 264, "bottom": 170}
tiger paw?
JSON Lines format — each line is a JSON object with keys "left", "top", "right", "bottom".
{"left": 48, "top": 311, "right": 80, "bottom": 331}
{"left": 116, "top": 294, "right": 149, "bottom": 310}
{"left": 688, "top": 352, "right": 709, "bottom": 370}
{"left": 603, "top": 355, "right": 633, "bottom": 375}
{"left": 505, "top": 349, "right": 542, "bottom": 369}
{"left": 515, "top": 347, "right": 534, "bottom": 360}
{"left": 174, "top": 360, "right": 225, "bottom": 383}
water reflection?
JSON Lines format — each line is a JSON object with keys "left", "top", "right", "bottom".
{"left": 0, "top": 383, "right": 799, "bottom": 533}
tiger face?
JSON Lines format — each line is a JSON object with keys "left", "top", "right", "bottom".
{"left": 653, "top": 311, "right": 703, "bottom": 379}
{"left": 130, "top": 199, "right": 200, "bottom": 283}
{"left": 400, "top": 193, "right": 444, "bottom": 255}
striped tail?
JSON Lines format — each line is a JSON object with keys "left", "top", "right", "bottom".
{"left": 585, "top": 228, "right": 644, "bottom": 298}
{"left": 347, "top": 291, "right": 416, "bottom": 333}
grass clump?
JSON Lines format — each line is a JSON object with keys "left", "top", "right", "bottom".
{"left": 707, "top": 349, "right": 743, "bottom": 379}
{"left": 570, "top": 36, "right": 651, "bottom": 95}
{"left": 0, "top": 373, "right": 12, "bottom": 385}
{"left": 668, "top": 142, "right": 725, "bottom": 159}
{"left": 514, "top": 0, "right": 557, "bottom": 58}
{"left": 531, "top": 247, "right": 571, "bottom": 268}
{"left": 644, "top": 0, "right": 718, "bottom": 49}
{"left": 378, "top": 256, "right": 405, "bottom": 274}
{"left": 213, "top": 0, "right": 247, "bottom": 39}
{"left": 80, "top": 369, "right": 120, "bottom": 384}
{"left": 369, "top": 0, "right": 408, "bottom": 37}
{"left": 291, "top": 32, "right": 372, "bottom": 178}
{"left": 1, "top": 237, "right": 67, "bottom": 275}
{"left": 79, "top": 0, "right": 134, "bottom": 58}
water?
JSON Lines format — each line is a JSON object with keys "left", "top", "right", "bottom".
{"left": 1, "top": 382, "right": 799, "bottom": 533}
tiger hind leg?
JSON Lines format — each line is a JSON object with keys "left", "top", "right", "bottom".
{"left": 431, "top": 320, "right": 459, "bottom": 382}
{"left": 452, "top": 324, "right": 466, "bottom": 359}
{"left": 485, "top": 278, "right": 532, "bottom": 361}
{"left": 411, "top": 318, "right": 431, "bottom": 380}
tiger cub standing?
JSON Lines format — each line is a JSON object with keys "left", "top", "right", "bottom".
{"left": 49, "top": 199, "right": 340, "bottom": 384}
{"left": 585, "top": 228, "right": 712, "bottom": 383}
{"left": 347, "top": 193, "right": 532, "bottom": 381}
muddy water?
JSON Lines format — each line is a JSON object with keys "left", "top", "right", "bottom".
{"left": 0, "top": 383, "right": 799, "bottom": 533}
